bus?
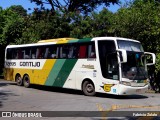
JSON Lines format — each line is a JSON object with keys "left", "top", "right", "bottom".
{"left": 4, "top": 37, "right": 156, "bottom": 96}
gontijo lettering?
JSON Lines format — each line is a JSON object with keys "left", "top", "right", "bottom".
{"left": 20, "top": 62, "right": 40, "bottom": 67}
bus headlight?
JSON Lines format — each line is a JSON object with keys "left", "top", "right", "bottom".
{"left": 120, "top": 81, "right": 131, "bottom": 86}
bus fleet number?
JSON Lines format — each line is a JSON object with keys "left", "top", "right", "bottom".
{"left": 6, "top": 62, "right": 16, "bottom": 66}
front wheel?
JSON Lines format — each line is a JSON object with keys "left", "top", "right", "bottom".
{"left": 23, "top": 75, "right": 30, "bottom": 88}
{"left": 82, "top": 81, "right": 95, "bottom": 96}
{"left": 153, "top": 82, "right": 160, "bottom": 93}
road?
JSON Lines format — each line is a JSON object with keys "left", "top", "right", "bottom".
{"left": 0, "top": 79, "right": 160, "bottom": 120}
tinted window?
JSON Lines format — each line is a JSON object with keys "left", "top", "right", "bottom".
{"left": 6, "top": 42, "right": 96, "bottom": 59}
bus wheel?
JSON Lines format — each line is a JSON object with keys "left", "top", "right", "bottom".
{"left": 23, "top": 75, "right": 30, "bottom": 88}
{"left": 153, "top": 82, "right": 159, "bottom": 93}
{"left": 15, "top": 74, "right": 23, "bottom": 86}
{"left": 82, "top": 81, "right": 95, "bottom": 96}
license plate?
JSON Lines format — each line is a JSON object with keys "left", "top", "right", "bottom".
{"left": 136, "top": 89, "right": 141, "bottom": 92}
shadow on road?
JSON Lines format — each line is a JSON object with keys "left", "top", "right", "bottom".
{"left": 29, "top": 84, "right": 148, "bottom": 99}
{"left": 96, "top": 93, "right": 148, "bottom": 99}
{"left": 0, "top": 92, "right": 18, "bottom": 108}
{"left": 30, "top": 84, "right": 84, "bottom": 96}
{"left": 0, "top": 80, "right": 18, "bottom": 108}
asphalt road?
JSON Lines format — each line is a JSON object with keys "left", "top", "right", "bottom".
{"left": 0, "top": 79, "right": 160, "bottom": 120}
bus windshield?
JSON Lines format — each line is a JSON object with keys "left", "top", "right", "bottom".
{"left": 121, "top": 52, "right": 147, "bottom": 80}
{"left": 117, "top": 40, "right": 147, "bottom": 80}
{"left": 117, "top": 40, "right": 144, "bottom": 52}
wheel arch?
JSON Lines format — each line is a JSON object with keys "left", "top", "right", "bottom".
{"left": 81, "top": 78, "right": 95, "bottom": 91}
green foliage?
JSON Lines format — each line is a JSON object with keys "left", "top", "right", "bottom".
{"left": 0, "top": 8, "right": 5, "bottom": 44}
{"left": 113, "top": 0, "right": 160, "bottom": 53}
{"left": 30, "top": 0, "right": 119, "bottom": 14}
{"left": 156, "top": 53, "right": 160, "bottom": 73}
{"left": 9, "top": 5, "right": 27, "bottom": 16}
{"left": 0, "top": 6, "right": 27, "bottom": 45}
{"left": 112, "top": 0, "right": 160, "bottom": 73}
{"left": 70, "top": 8, "right": 114, "bottom": 38}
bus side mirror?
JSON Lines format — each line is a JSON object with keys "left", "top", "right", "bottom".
{"left": 144, "top": 52, "right": 156, "bottom": 66}
{"left": 117, "top": 49, "right": 127, "bottom": 63}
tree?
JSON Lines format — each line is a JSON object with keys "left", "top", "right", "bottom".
{"left": 70, "top": 8, "right": 115, "bottom": 38}
{"left": 0, "top": 6, "right": 27, "bottom": 45}
{"left": 0, "top": 7, "right": 4, "bottom": 42}
{"left": 16, "top": 9, "right": 71, "bottom": 44}
{"left": 9, "top": 5, "right": 27, "bottom": 17}
{"left": 112, "top": 0, "right": 160, "bottom": 53}
{"left": 30, "top": 0, "right": 119, "bottom": 14}
{"left": 112, "top": 0, "right": 160, "bottom": 76}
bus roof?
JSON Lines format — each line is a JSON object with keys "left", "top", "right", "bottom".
{"left": 6, "top": 38, "right": 92, "bottom": 48}
{"left": 37, "top": 38, "right": 77, "bottom": 43}
{"left": 6, "top": 37, "right": 140, "bottom": 48}
{"left": 92, "top": 37, "right": 140, "bottom": 43}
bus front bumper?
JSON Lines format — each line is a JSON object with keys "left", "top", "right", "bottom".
{"left": 118, "top": 84, "right": 149, "bottom": 95}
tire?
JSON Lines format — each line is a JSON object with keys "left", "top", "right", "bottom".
{"left": 15, "top": 74, "right": 23, "bottom": 86}
{"left": 153, "top": 82, "right": 159, "bottom": 93}
{"left": 23, "top": 74, "right": 30, "bottom": 88}
{"left": 82, "top": 81, "right": 95, "bottom": 96}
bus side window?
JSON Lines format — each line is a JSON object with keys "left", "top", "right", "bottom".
{"left": 12, "top": 49, "right": 17, "bottom": 59}
{"left": 22, "top": 48, "right": 30, "bottom": 59}
{"left": 62, "top": 47, "right": 66, "bottom": 58}
{"left": 36, "top": 47, "right": 44, "bottom": 59}
{"left": 56, "top": 47, "right": 59, "bottom": 58}
{"left": 7, "top": 48, "right": 16, "bottom": 59}
{"left": 44, "top": 46, "right": 57, "bottom": 59}
{"left": 72, "top": 45, "right": 79, "bottom": 58}
{"left": 44, "top": 47, "right": 49, "bottom": 59}
{"left": 17, "top": 49, "right": 23, "bottom": 59}
{"left": 60, "top": 46, "right": 68, "bottom": 59}
{"left": 49, "top": 46, "right": 58, "bottom": 59}
{"left": 62, "top": 45, "right": 78, "bottom": 59}
{"left": 88, "top": 44, "right": 96, "bottom": 58}
{"left": 36, "top": 48, "right": 40, "bottom": 59}
{"left": 24, "top": 54, "right": 30, "bottom": 59}
{"left": 68, "top": 46, "right": 74, "bottom": 58}
{"left": 31, "top": 47, "right": 36, "bottom": 59}
{"left": 79, "top": 45, "right": 87, "bottom": 58}
{"left": 6, "top": 49, "right": 12, "bottom": 59}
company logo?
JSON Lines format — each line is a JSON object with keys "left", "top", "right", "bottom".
{"left": 101, "top": 84, "right": 115, "bottom": 92}
{"left": 82, "top": 64, "right": 94, "bottom": 69}
{"left": 1, "top": 112, "right": 42, "bottom": 118}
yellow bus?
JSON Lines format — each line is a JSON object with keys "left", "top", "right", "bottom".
{"left": 4, "top": 37, "right": 155, "bottom": 96}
